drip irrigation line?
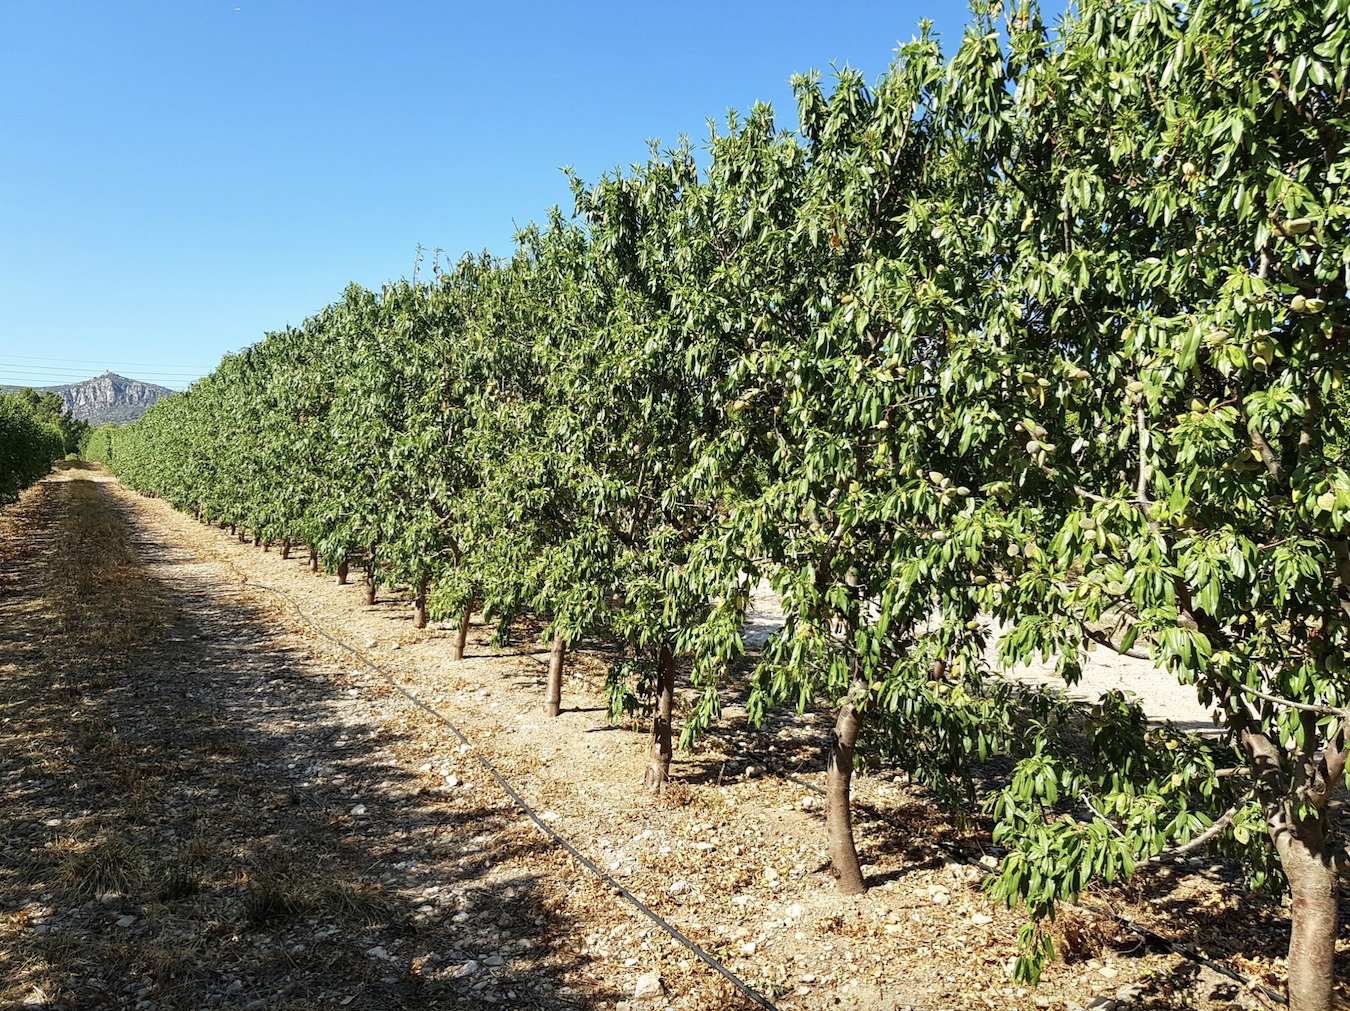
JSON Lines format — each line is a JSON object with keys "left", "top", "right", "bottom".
{"left": 216, "top": 549, "right": 1283, "bottom": 1008}
{"left": 226, "top": 569, "right": 779, "bottom": 1011}
{"left": 719, "top": 739, "right": 1288, "bottom": 1007}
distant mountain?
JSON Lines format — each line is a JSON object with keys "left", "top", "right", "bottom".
{"left": 0, "top": 371, "right": 174, "bottom": 425}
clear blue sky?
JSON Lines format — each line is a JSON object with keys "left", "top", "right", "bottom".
{"left": 1, "top": 1, "right": 977, "bottom": 391}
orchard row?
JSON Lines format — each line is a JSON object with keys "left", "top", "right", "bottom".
{"left": 89, "top": 1, "right": 1350, "bottom": 1005}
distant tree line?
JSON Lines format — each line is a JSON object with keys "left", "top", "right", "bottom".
{"left": 0, "top": 390, "right": 73, "bottom": 505}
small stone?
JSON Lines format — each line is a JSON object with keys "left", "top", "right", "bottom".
{"left": 1114, "top": 983, "right": 1146, "bottom": 1003}
{"left": 740, "top": 941, "right": 756, "bottom": 956}
{"left": 444, "top": 775, "right": 458, "bottom": 787}
{"left": 115, "top": 915, "right": 136, "bottom": 928}
{"left": 1098, "top": 964, "right": 1119, "bottom": 979}
{"left": 669, "top": 880, "right": 690, "bottom": 896}
{"left": 632, "top": 972, "right": 665, "bottom": 1000}
{"left": 98, "top": 892, "right": 120, "bottom": 905}
{"left": 225, "top": 980, "right": 243, "bottom": 994}
{"left": 454, "top": 960, "right": 479, "bottom": 977}
{"left": 541, "top": 811, "right": 560, "bottom": 822}
{"left": 786, "top": 903, "right": 804, "bottom": 918}
{"left": 365, "top": 946, "right": 390, "bottom": 960}
{"left": 350, "top": 804, "right": 367, "bottom": 816}
{"left": 927, "top": 885, "right": 950, "bottom": 905}
{"left": 971, "top": 913, "right": 993, "bottom": 925}
{"left": 484, "top": 954, "right": 504, "bottom": 967}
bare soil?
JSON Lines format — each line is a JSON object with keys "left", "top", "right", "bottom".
{"left": 0, "top": 463, "right": 1339, "bottom": 1010}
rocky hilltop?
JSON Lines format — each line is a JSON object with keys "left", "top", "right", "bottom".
{"left": 0, "top": 372, "right": 174, "bottom": 425}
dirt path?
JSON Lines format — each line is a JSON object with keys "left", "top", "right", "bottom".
{"left": 0, "top": 466, "right": 1309, "bottom": 1010}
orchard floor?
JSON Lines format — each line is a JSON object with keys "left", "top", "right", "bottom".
{"left": 0, "top": 463, "right": 1341, "bottom": 1011}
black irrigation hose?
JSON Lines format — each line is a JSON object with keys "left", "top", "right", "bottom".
{"left": 229, "top": 571, "right": 780, "bottom": 1011}
{"left": 722, "top": 739, "right": 1288, "bottom": 1007}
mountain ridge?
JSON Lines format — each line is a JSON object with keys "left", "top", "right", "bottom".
{"left": 1, "top": 371, "right": 175, "bottom": 425}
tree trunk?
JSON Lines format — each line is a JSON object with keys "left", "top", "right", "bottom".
{"left": 412, "top": 578, "right": 429, "bottom": 629}
{"left": 336, "top": 559, "right": 348, "bottom": 585}
{"left": 253, "top": 533, "right": 261, "bottom": 547}
{"left": 1275, "top": 811, "right": 1338, "bottom": 1011}
{"left": 643, "top": 642, "right": 676, "bottom": 793}
{"left": 364, "top": 545, "right": 378, "bottom": 605}
{"left": 544, "top": 632, "right": 565, "bottom": 717}
{"left": 308, "top": 547, "right": 318, "bottom": 572}
{"left": 450, "top": 606, "right": 472, "bottom": 661}
{"left": 229, "top": 524, "right": 237, "bottom": 537}
{"left": 827, "top": 687, "right": 866, "bottom": 894}
{"left": 280, "top": 539, "right": 291, "bottom": 560}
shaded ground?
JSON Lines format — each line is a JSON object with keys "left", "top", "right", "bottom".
{"left": 0, "top": 463, "right": 1340, "bottom": 1010}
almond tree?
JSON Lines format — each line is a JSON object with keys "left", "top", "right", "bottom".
{"left": 920, "top": 2, "right": 1350, "bottom": 1006}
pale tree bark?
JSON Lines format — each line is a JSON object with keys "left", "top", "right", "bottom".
{"left": 450, "top": 605, "right": 472, "bottom": 661}
{"left": 336, "top": 559, "right": 348, "bottom": 585}
{"left": 280, "top": 539, "right": 291, "bottom": 560}
{"left": 643, "top": 642, "right": 676, "bottom": 793}
{"left": 308, "top": 547, "right": 318, "bottom": 572}
{"left": 544, "top": 632, "right": 565, "bottom": 717}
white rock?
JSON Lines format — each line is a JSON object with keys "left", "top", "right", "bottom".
{"left": 632, "top": 972, "right": 665, "bottom": 1000}
{"left": 444, "top": 775, "right": 458, "bottom": 787}
{"left": 786, "top": 903, "right": 804, "bottom": 918}
{"left": 669, "top": 880, "right": 690, "bottom": 895}
{"left": 349, "top": 804, "right": 367, "bottom": 816}
{"left": 453, "top": 960, "right": 479, "bottom": 977}
{"left": 971, "top": 913, "right": 993, "bottom": 925}
{"left": 115, "top": 915, "right": 136, "bottom": 928}
{"left": 740, "top": 941, "right": 757, "bottom": 956}
{"left": 365, "top": 946, "right": 391, "bottom": 960}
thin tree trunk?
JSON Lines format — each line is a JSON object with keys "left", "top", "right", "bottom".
{"left": 280, "top": 539, "right": 291, "bottom": 560}
{"left": 827, "top": 682, "right": 866, "bottom": 894}
{"left": 450, "top": 606, "right": 472, "bottom": 661}
{"left": 1276, "top": 812, "right": 1337, "bottom": 1011}
{"left": 229, "top": 525, "right": 237, "bottom": 537}
{"left": 412, "top": 578, "right": 429, "bottom": 629}
{"left": 253, "top": 533, "right": 261, "bottom": 547}
{"left": 644, "top": 642, "right": 676, "bottom": 793}
{"left": 544, "top": 632, "right": 565, "bottom": 717}
{"left": 308, "top": 547, "right": 318, "bottom": 572}
{"left": 364, "top": 544, "right": 378, "bottom": 605}
{"left": 336, "top": 559, "right": 348, "bottom": 585}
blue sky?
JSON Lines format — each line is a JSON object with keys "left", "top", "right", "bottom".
{"left": 1, "top": 1, "right": 976, "bottom": 391}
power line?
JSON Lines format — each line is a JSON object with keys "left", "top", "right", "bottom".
{"left": 0, "top": 353, "right": 216, "bottom": 369}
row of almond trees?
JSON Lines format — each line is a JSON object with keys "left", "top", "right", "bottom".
{"left": 91, "top": 0, "right": 1349, "bottom": 1005}
{"left": 0, "top": 393, "right": 65, "bottom": 506}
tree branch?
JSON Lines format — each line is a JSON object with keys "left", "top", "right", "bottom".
{"left": 1080, "top": 624, "right": 1150, "bottom": 661}
{"left": 1147, "top": 799, "right": 1247, "bottom": 862}
{"left": 1238, "top": 683, "right": 1350, "bottom": 718}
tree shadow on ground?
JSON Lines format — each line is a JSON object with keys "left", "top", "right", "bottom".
{"left": 0, "top": 476, "right": 621, "bottom": 1010}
